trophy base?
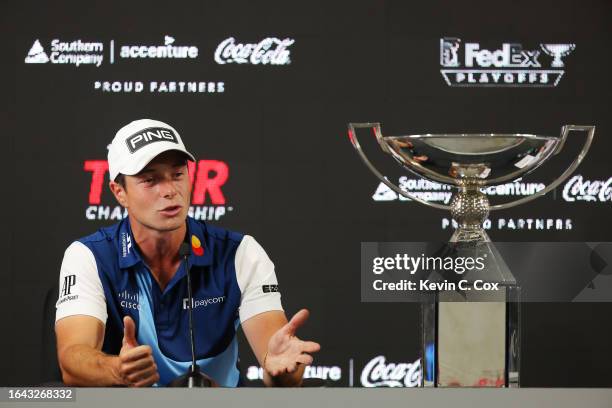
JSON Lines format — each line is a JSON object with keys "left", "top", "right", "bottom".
{"left": 421, "top": 241, "right": 521, "bottom": 388}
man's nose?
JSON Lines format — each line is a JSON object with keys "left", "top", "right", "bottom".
{"left": 158, "top": 177, "right": 177, "bottom": 198}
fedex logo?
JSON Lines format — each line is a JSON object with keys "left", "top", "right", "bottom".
{"left": 84, "top": 159, "right": 229, "bottom": 205}
{"left": 439, "top": 37, "right": 575, "bottom": 87}
{"left": 464, "top": 43, "right": 540, "bottom": 68}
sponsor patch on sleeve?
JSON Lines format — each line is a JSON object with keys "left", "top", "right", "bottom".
{"left": 262, "top": 284, "right": 279, "bottom": 293}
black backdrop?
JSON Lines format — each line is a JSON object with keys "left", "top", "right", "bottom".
{"left": 5, "top": 0, "right": 612, "bottom": 387}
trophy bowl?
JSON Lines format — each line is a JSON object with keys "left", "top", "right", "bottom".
{"left": 384, "top": 133, "right": 558, "bottom": 185}
{"left": 348, "top": 123, "right": 594, "bottom": 242}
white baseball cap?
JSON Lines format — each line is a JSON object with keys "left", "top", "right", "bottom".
{"left": 108, "top": 119, "right": 196, "bottom": 181}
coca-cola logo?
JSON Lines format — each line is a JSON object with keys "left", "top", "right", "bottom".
{"left": 214, "top": 37, "right": 294, "bottom": 65}
{"left": 562, "top": 175, "right": 612, "bottom": 203}
{"left": 360, "top": 355, "right": 421, "bottom": 387}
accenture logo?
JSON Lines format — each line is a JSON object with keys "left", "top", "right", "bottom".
{"left": 246, "top": 364, "right": 342, "bottom": 382}
{"left": 116, "top": 35, "right": 198, "bottom": 61}
{"left": 25, "top": 38, "right": 104, "bottom": 67}
{"left": 439, "top": 37, "right": 575, "bottom": 87}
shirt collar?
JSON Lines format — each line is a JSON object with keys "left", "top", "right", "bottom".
{"left": 117, "top": 216, "right": 212, "bottom": 270}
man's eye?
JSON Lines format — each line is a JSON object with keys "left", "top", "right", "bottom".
{"left": 143, "top": 178, "right": 154, "bottom": 184}
{"left": 174, "top": 172, "right": 183, "bottom": 177}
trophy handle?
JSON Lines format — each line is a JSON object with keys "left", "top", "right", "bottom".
{"left": 348, "top": 123, "right": 451, "bottom": 210}
{"left": 489, "top": 125, "right": 595, "bottom": 211}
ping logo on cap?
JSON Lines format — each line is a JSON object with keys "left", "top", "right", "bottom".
{"left": 125, "top": 127, "right": 179, "bottom": 153}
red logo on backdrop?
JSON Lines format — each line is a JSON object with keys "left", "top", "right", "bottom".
{"left": 83, "top": 159, "right": 234, "bottom": 221}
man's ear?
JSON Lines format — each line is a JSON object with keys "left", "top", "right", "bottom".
{"left": 109, "top": 180, "right": 129, "bottom": 208}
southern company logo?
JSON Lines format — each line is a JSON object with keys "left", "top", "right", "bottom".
{"left": 24, "top": 40, "right": 49, "bottom": 63}
{"left": 439, "top": 37, "right": 575, "bottom": 87}
{"left": 25, "top": 38, "right": 104, "bottom": 67}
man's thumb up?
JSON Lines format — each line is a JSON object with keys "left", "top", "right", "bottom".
{"left": 118, "top": 315, "right": 159, "bottom": 387}
{"left": 122, "top": 316, "right": 139, "bottom": 349}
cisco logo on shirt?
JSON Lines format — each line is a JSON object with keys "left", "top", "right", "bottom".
{"left": 118, "top": 290, "right": 141, "bottom": 311}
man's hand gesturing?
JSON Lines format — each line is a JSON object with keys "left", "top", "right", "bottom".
{"left": 264, "top": 309, "right": 321, "bottom": 377}
{"left": 117, "top": 316, "right": 160, "bottom": 387}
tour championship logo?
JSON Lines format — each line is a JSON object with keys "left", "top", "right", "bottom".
{"left": 439, "top": 37, "right": 575, "bottom": 87}
{"left": 84, "top": 159, "right": 234, "bottom": 221}
{"left": 25, "top": 38, "right": 104, "bottom": 67}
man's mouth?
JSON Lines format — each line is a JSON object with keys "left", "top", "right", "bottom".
{"left": 159, "top": 205, "right": 182, "bottom": 216}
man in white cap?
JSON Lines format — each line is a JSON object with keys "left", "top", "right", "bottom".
{"left": 55, "top": 119, "right": 320, "bottom": 387}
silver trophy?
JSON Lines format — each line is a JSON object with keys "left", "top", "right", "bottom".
{"left": 540, "top": 44, "right": 576, "bottom": 68}
{"left": 348, "top": 123, "right": 595, "bottom": 387}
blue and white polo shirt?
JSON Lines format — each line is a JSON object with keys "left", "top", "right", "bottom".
{"left": 55, "top": 216, "right": 283, "bottom": 386}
